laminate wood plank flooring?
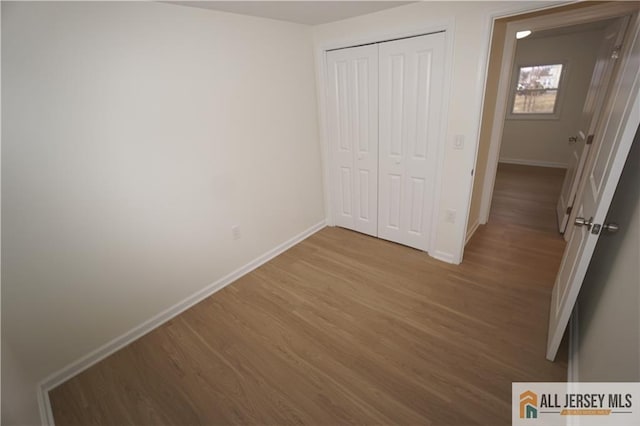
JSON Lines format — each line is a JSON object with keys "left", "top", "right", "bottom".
{"left": 50, "top": 164, "right": 568, "bottom": 425}
{"left": 490, "top": 163, "right": 567, "bottom": 233}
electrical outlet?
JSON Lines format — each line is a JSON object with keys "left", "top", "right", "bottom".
{"left": 231, "top": 225, "right": 241, "bottom": 240}
{"left": 445, "top": 209, "right": 456, "bottom": 224}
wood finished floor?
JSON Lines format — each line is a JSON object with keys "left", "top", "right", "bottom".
{"left": 490, "top": 163, "right": 567, "bottom": 233}
{"left": 50, "top": 164, "right": 568, "bottom": 425}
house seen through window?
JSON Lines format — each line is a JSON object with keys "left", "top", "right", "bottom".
{"left": 512, "top": 64, "right": 563, "bottom": 115}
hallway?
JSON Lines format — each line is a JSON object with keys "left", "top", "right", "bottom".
{"left": 489, "top": 163, "right": 568, "bottom": 234}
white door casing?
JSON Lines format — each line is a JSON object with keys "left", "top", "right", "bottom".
{"left": 479, "top": 2, "right": 640, "bottom": 232}
{"left": 378, "top": 33, "right": 445, "bottom": 251}
{"left": 547, "top": 13, "right": 640, "bottom": 361}
{"left": 326, "top": 45, "right": 379, "bottom": 236}
{"left": 556, "top": 17, "right": 629, "bottom": 236}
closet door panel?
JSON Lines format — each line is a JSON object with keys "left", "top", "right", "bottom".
{"left": 378, "top": 32, "right": 445, "bottom": 251}
{"left": 327, "top": 45, "right": 379, "bottom": 236}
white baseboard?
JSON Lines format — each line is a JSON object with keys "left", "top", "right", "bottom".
{"left": 431, "top": 250, "right": 456, "bottom": 264}
{"left": 568, "top": 304, "right": 579, "bottom": 382}
{"left": 465, "top": 220, "right": 480, "bottom": 246}
{"left": 37, "top": 383, "right": 54, "bottom": 426}
{"left": 37, "top": 220, "right": 326, "bottom": 426}
{"left": 499, "top": 157, "right": 568, "bottom": 169}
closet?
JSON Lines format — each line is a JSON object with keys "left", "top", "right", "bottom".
{"left": 326, "top": 32, "right": 445, "bottom": 252}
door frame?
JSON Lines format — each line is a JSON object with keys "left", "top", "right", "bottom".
{"left": 474, "top": 2, "right": 640, "bottom": 233}
{"left": 314, "top": 21, "right": 455, "bottom": 257}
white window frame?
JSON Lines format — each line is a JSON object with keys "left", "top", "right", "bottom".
{"left": 506, "top": 61, "right": 568, "bottom": 120}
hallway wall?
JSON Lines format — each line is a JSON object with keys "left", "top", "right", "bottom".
{"left": 499, "top": 28, "right": 603, "bottom": 167}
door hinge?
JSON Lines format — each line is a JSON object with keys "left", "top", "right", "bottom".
{"left": 566, "top": 206, "right": 573, "bottom": 215}
{"left": 471, "top": 168, "right": 474, "bottom": 176}
{"left": 612, "top": 45, "right": 622, "bottom": 59}
{"left": 586, "top": 134, "right": 594, "bottom": 145}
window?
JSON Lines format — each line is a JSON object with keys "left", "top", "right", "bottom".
{"left": 511, "top": 63, "right": 564, "bottom": 116}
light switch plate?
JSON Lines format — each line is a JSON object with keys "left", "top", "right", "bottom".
{"left": 232, "top": 225, "right": 241, "bottom": 240}
{"left": 445, "top": 209, "right": 456, "bottom": 223}
{"left": 454, "top": 135, "right": 464, "bottom": 150}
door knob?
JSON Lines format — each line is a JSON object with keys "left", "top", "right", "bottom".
{"left": 602, "top": 222, "right": 619, "bottom": 233}
{"left": 574, "top": 216, "right": 594, "bottom": 230}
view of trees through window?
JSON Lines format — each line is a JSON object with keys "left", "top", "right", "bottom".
{"left": 512, "top": 64, "right": 563, "bottom": 114}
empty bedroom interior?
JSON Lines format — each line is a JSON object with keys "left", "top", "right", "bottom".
{"left": 2, "top": 1, "right": 639, "bottom": 425}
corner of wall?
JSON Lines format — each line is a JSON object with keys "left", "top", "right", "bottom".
{"left": 1, "top": 340, "right": 42, "bottom": 426}
{"left": 465, "top": 219, "right": 480, "bottom": 246}
{"left": 37, "top": 384, "right": 53, "bottom": 426}
{"left": 34, "top": 220, "right": 327, "bottom": 426}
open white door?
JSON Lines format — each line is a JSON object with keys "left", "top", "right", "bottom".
{"left": 326, "top": 45, "right": 379, "bottom": 236}
{"left": 547, "top": 15, "right": 640, "bottom": 361}
{"left": 556, "top": 17, "right": 629, "bottom": 236}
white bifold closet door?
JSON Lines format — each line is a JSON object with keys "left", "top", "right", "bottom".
{"left": 378, "top": 33, "right": 445, "bottom": 251}
{"left": 326, "top": 44, "right": 379, "bottom": 237}
{"left": 326, "top": 32, "right": 445, "bottom": 251}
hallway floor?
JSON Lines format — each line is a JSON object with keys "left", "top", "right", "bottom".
{"left": 489, "top": 162, "right": 568, "bottom": 234}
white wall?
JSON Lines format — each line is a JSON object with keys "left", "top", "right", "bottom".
{"left": 312, "top": 0, "right": 549, "bottom": 262}
{"left": 1, "top": 2, "right": 324, "bottom": 424}
{"left": 575, "top": 130, "right": 639, "bottom": 381}
{"left": 1, "top": 339, "right": 40, "bottom": 425}
{"left": 499, "top": 29, "right": 603, "bottom": 167}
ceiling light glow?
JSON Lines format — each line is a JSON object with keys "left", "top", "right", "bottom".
{"left": 516, "top": 30, "right": 532, "bottom": 40}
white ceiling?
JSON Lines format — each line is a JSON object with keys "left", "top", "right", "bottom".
{"left": 165, "top": 1, "right": 414, "bottom": 25}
